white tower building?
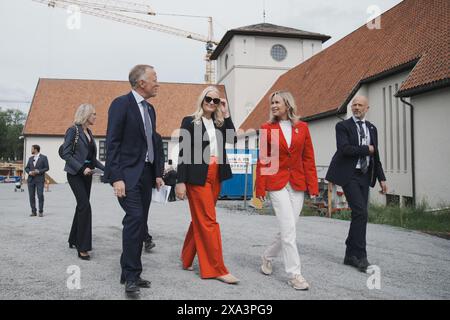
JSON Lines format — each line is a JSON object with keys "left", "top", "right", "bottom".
{"left": 210, "top": 23, "right": 330, "bottom": 128}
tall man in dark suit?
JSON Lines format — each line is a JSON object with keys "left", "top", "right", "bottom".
{"left": 326, "top": 96, "right": 388, "bottom": 272}
{"left": 24, "top": 145, "right": 49, "bottom": 217}
{"left": 105, "top": 65, "right": 164, "bottom": 296}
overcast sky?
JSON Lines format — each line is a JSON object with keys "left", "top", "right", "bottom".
{"left": 0, "top": 0, "right": 402, "bottom": 112}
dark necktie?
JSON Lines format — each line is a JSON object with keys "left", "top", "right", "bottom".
{"left": 142, "top": 100, "right": 154, "bottom": 163}
{"left": 356, "top": 121, "right": 368, "bottom": 173}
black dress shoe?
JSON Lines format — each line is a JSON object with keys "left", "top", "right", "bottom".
{"left": 344, "top": 255, "right": 367, "bottom": 272}
{"left": 121, "top": 277, "right": 151, "bottom": 288}
{"left": 30, "top": 213, "right": 37, "bottom": 217}
{"left": 144, "top": 239, "right": 156, "bottom": 252}
{"left": 78, "top": 251, "right": 91, "bottom": 260}
{"left": 125, "top": 281, "right": 140, "bottom": 295}
{"left": 359, "top": 257, "right": 371, "bottom": 269}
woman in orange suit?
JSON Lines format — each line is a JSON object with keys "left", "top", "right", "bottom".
{"left": 256, "top": 90, "right": 319, "bottom": 290}
{"left": 175, "top": 86, "right": 239, "bottom": 284}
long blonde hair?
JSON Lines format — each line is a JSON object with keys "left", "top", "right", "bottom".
{"left": 191, "top": 86, "right": 224, "bottom": 127}
{"left": 74, "top": 103, "right": 95, "bottom": 126}
{"left": 269, "top": 90, "right": 300, "bottom": 124}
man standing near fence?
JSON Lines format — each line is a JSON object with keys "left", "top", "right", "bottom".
{"left": 25, "top": 145, "right": 49, "bottom": 217}
{"left": 325, "top": 96, "right": 387, "bottom": 272}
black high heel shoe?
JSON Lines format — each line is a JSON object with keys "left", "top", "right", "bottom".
{"left": 77, "top": 251, "right": 90, "bottom": 260}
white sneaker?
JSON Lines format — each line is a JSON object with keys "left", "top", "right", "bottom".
{"left": 288, "top": 274, "right": 310, "bottom": 290}
{"left": 260, "top": 256, "right": 273, "bottom": 275}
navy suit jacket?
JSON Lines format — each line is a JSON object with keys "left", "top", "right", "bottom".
{"left": 325, "top": 118, "right": 386, "bottom": 187}
{"left": 25, "top": 154, "right": 49, "bottom": 184}
{"left": 104, "top": 92, "right": 163, "bottom": 190}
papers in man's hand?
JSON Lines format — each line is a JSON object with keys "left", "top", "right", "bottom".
{"left": 152, "top": 185, "right": 171, "bottom": 204}
{"left": 91, "top": 168, "right": 104, "bottom": 174}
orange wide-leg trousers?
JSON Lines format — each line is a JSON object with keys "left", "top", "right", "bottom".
{"left": 181, "top": 158, "right": 229, "bottom": 278}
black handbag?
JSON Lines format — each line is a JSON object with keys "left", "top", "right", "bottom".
{"left": 58, "top": 125, "right": 79, "bottom": 159}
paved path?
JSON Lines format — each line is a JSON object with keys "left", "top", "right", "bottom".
{"left": 0, "top": 183, "right": 449, "bottom": 300}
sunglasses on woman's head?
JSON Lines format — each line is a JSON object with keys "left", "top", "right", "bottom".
{"left": 204, "top": 96, "right": 221, "bottom": 105}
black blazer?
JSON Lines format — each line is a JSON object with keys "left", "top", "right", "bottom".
{"left": 176, "top": 115, "right": 236, "bottom": 186}
{"left": 61, "top": 125, "right": 105, "bottom": 175}
{"left": 104, "top": 92, "right": 164, "bottom": 189}
{"left": 325, "top": 118, "right": 386, "bottom": 187}
{"left": 25, "top": 154, "right": 49, "bottom": 184}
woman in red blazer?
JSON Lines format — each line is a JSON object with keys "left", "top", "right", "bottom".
{"left": 256, "top": 90, "right": 318, "bottom": 290}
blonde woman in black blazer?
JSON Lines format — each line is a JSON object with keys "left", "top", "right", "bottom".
{"left": 61, "top": 103, "right": 104, "bottom": 260}
{"left": 175, "top": 86, "right": 239, "bottom": 284}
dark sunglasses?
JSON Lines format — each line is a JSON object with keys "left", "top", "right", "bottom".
{"left": 204, "top": 96, "right": 221, "bottom": 105}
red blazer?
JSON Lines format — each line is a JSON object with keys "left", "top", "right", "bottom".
{"left": 256, "top": 121, "right": 319, "bottom": 197}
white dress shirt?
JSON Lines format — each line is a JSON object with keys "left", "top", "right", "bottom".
{"left": 132, "top": 90, "right": 153, "bottom": 162}
{"left": 279, "top": 120, "right": 292, "bottom": 148}
{"left": 352, "top": 116, "right": 371, "bottom": 169}
{"left": 33, "top": 153, "right": 40, "bottom": 166}
{"left": 202, "top": 116, "right": 219, "bottom": 157}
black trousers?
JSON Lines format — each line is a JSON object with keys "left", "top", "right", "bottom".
{"left": 342, "top": 170, "right": 371, "bottom": 259}
{"left": 28, "top": 181, "right": 44, "bottom": 213}
{"left": 119, "top": 163, "right": 153, "bottom": 282}
{"left": 168, "top": 184, "right": 176, "bottom": 202}
{"left": 67, "top": 173, "right": 93, "bottom": 252}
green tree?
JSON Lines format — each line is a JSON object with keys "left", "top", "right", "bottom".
{"left": 0, "top": 108, "right": 27, "bottom": 161}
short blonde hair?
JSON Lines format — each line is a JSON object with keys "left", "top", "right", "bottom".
{"left": 191, "top": 86, "right": 224, "bottom": 127}
{"left": 269, "top": 90, "right": 300, "bottom": 123}
{"left": 74, "top": 104, "right": 95, "bottom": 125}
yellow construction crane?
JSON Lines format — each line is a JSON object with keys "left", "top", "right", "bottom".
{"left": 31, "top": 0, "right": 219, "bottom": 83}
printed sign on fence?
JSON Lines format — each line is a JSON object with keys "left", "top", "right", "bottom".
{"left": 228, "top": 154, "right": 252, "bottom": 174}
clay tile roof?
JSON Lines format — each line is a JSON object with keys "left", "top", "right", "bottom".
{"left": 23, "top": 79, "right": 225, "bottom": 138}
{"left": 240, "top": 0, "right": 450, "bottom": 131}
{"left": 210, "top": 23, "right": 330, "bottom": 60}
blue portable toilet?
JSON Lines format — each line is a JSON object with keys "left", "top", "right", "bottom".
{"left": 220, "top": 149, "right": 258, "bottom": 199}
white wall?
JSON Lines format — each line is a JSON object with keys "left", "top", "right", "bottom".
{"left": 307, "top": 116, "right": 341, "bottom": 168}
{"left": 364, "top": 72, "right": 413, "bottom": 205}
{"left": 23, "top": 136, "right": 105, "bottom": 183}
{"left": 412, "top": 87, "right": 450, "bottom": 208}
{"left": 217, "top": 35, "right": 323, "bottom": 128}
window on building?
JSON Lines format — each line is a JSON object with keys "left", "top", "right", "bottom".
{"left": 383, "top": 87, "right": 387, "bottom": 168}
{"left": 225, "top": 54, "right": 229, "bottom": 70}
{"left": 271, "top": 44, "right": 287, "bottom": 62}
{"left": 389, "top": 85, "right": 394, "bottom": 171}
{"left": 163, "top": 141, "right": 168, "bottom": 163}
{"left": 383, "top": 84, "right": 410, "bottom": 173}
{"left": 386, "top": 194, "right": 400, "bottom": 207}
{"left": 99, "top": 140, "right": 106, "bottom": 161}
{"left": 402, "top": 196, "right": 414, "bottom": 208}
{"left": 395, "top": 84, "right": 401, "bottom": 172}
{"left": 403, "top": 100, "right": 408, "bottom": 171}
{"left": 245, "top": 136, "right": 249, "bottom": 151}
{"left": 256, "top": 131, "right": 259, "bottom": 150}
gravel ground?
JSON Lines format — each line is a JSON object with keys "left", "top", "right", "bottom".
{"left": 0, "top": 183, "right": 449, "bottom": 300}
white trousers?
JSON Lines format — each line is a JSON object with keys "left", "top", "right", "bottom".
{"left": 264, "top": 183, "right": 305, "bottom": 278}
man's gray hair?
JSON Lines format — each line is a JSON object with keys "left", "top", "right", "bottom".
{"left": 129, "top": 64, "right": 154, "bottom": 88}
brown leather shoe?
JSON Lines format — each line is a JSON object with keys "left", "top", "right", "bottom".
{"left": 216, "top": 274, "right": 240, "bottom": 284}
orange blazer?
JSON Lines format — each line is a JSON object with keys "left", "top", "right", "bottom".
{"left": 255, "top": 121, "right": 319, "bottom": 197}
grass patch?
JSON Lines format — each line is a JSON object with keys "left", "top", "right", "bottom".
{"left": 303, "top": 201, "right": 450, "bottom": 237}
